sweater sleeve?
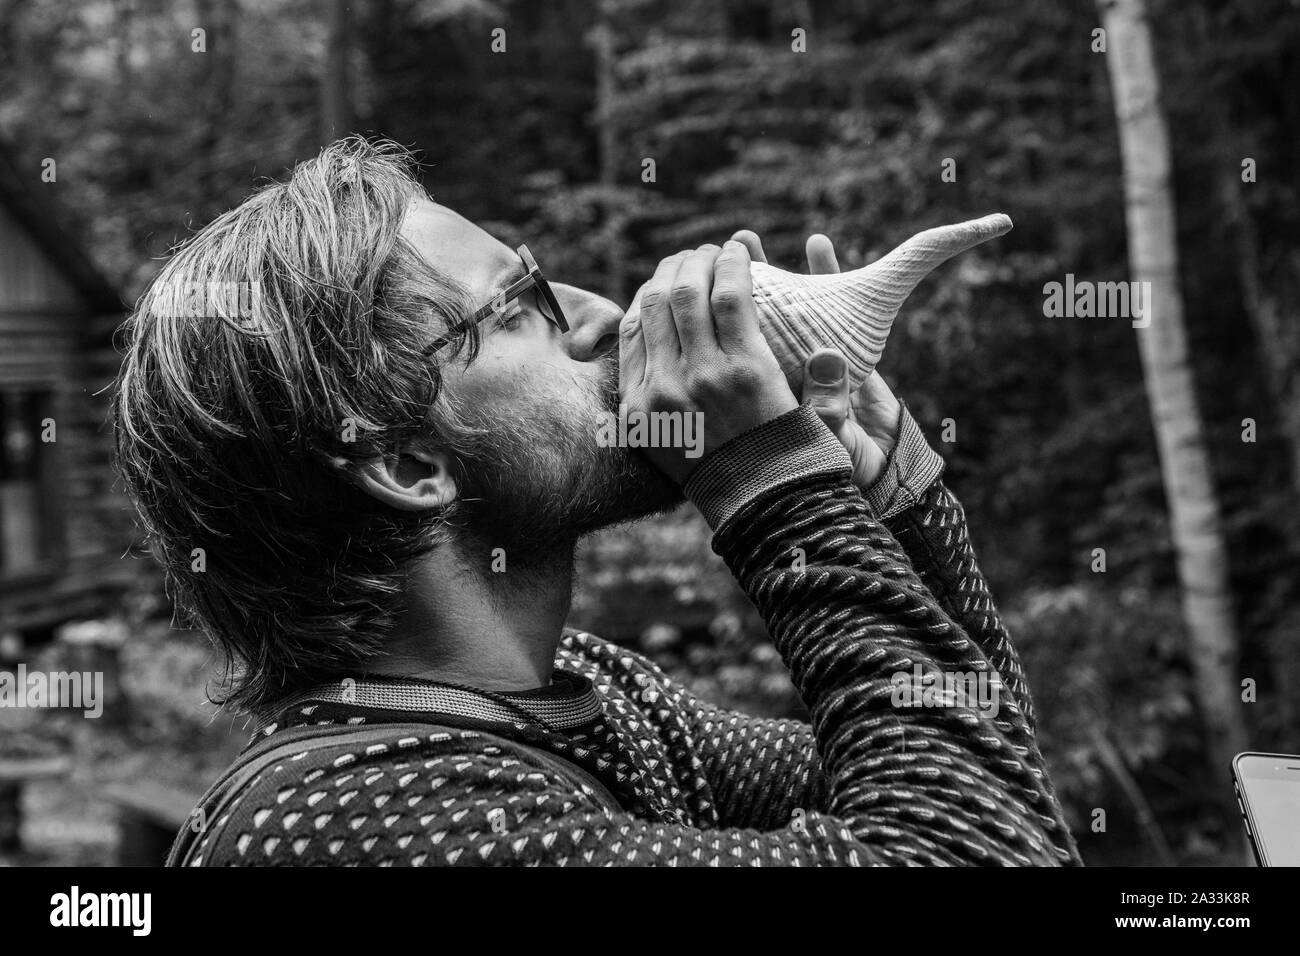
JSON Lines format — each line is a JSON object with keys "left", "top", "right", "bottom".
{"left": 633, "top": 408, "right": 1056, "bottom": 831}
{"left": 884, "top": 480, "right": 1042, "bottom": 732}
{"left": 865, "top": 405, "right": 1041, "bottom": 732}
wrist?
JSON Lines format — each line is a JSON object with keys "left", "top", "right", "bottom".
{"left": 862, "top": 401, "right": 946, "bottom": 519}
{"left": 643, "top": 389, "right": 800, "bottom": 486}
{"left": 683, "top": 403, "right": 851, "bottom": 532}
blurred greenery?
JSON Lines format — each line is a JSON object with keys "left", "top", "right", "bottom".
{"left": 1, "top": 0, "right": 1296, "bottom": 865}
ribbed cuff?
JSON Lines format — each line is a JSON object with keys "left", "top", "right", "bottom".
{"left": 683, "top": 403, "right": 852, "bottom": 533}
{"left": 863, "top": 400, "right": 946, "bottom": 520}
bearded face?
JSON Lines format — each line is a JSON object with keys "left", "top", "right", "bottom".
{"left": 392, "top": 199, "right": 683, "bottom": 564}
{"left": 444, "top": 352, "right": 683, "bottom": 558}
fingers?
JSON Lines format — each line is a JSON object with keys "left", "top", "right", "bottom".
{"left": 710, "top": 240, "right": 761, "bottom": 351}
{"left": 855, "top": 369, "right": 900, "bottom": 409}
{"left": 636, "top": 250, "right": 690, "bottom": 362}
{"left": 802, "top": 349, "right": 851, "bottom": 431}
{"left": 805, "top": 233, "right": 841, "bottom": 275}
{"left": 668, "top": 244, "right": 723, "bottom": 353}
{"left": 729, "top": 230, "right": 767, "bottom": 264}
{"left": 730, "top": 230, "right": 841, "bottom": 274}
{"left": 850, "top": 370, "right": 903, "bottom": 456}
{"left": 618, "top": 287, "right": 648, "bottom": 391}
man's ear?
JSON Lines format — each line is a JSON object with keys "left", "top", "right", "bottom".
{"left": 320, "top": 444, "right": 459, "bottom": 513}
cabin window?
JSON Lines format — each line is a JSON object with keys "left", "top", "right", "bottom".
{"left": 0, "top": 388, "right": 56, "bottom": 575}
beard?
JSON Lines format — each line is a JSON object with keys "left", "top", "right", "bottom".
{"left": 445, "top": 353, "right": 683, "bottom": 562}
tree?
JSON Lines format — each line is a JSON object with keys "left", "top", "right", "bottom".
{"left": 589, "top": 0, "right": 626, "bottom": 301}
{"left": 1096, "top": 0, "right": 1249, "bottom": 853}
{"left": 321, "top": 0, "right": 353, "bottom": 145}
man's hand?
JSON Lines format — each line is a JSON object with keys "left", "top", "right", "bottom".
{"left": 619, "top": 242, "right": 798, "bottom": 485}
{"left": 731, "top": 229, "right": 904, "bottom": 488}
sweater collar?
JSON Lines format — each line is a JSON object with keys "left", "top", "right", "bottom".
{"left": 254, "top": 670, "right": 601, "bottom": 736}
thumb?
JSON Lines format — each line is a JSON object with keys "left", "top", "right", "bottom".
{"left": 802, "top": 349, "right": 851, "bottom": 429}
{"left": 619, "top": 287, "right": 648, "bottom": 390}
{"left": 804, "top": 348, "right": 888, "bottom": 488}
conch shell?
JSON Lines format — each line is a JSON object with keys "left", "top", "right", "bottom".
{"left": 751, "top": 213, "right": 1012, "bottom": 390}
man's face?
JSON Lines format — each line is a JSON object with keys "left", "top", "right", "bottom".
{"left": 400, "top": 199, "right": 681, "bottom": 557}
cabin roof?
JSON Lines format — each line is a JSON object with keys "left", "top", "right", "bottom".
{"left": 0, "top": 138, "right": 122, "bottom": 315}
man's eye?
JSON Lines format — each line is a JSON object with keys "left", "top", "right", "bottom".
{"left": 495, "top": 302, "right": 524, "bottom": 330}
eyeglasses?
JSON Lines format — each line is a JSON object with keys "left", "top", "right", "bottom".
{"left": 422, "top": 244, "right": 569, "bottom": 356}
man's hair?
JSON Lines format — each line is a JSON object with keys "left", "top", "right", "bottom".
{"left": 113, "top": 137, "right": 482, "bottom": 714}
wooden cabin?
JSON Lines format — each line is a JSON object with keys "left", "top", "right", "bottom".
{"left": 0, "top": 143, "right": 142, "bottom": 644}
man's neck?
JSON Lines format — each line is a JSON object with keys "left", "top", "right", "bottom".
{"left": 367, "top": 536, "right": 576, "bottom": 692}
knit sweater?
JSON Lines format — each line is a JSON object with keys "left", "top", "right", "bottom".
{"left": 174, "top": 404, "right": 1082, "bottom": 866}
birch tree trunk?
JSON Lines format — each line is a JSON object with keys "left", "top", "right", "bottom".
{"left": 1097, "top": 0, "right": 1250, "bottom": 857}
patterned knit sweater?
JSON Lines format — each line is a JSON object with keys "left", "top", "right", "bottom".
{"left": 174, "top": 405, "right": 1082, "bottom": 866}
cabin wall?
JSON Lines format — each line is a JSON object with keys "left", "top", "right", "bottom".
{"left": 0, "top": 203, "right": 143, "bottom": 636}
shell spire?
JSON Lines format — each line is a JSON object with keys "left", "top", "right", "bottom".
{"left": 751, "top": 213, "right": 1012, "bottom": 390}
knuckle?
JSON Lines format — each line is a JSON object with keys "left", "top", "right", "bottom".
{"left": 640, "top": 288, "right": 667, "bottom": 313}
{"left": 714, "top": 362, "right": 761, "bottom": 398}
{"left": 669, "top": 282, "right": 702, "bottom": 312}
{"left": 811, "top": 392, "right": 848, "bottom": 422}
{"left": 709, "top": 285, "right": 744, "bottom": 314}
{"left": 682, "top": 366, "right": 719, "bottom": 398}
{"left": 644, "top": 383, "right": 687, "bottom": 412}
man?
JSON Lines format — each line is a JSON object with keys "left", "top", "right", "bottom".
{"left": 115, "top": 137, "right": 1080, "bottom": 866}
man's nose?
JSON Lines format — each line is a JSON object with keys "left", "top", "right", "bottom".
{"left": 552, "top": 282, "right": 623, "bottom": 362}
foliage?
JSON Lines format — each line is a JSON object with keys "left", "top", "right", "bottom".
{"left": 1, "top": 0, "right": 1296, "bottom": 865}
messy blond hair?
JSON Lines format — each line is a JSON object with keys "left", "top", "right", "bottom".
{"left": 113, "top": 137, "right": 480, "bottom": 713}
